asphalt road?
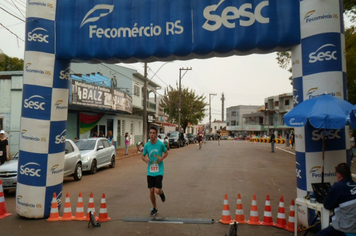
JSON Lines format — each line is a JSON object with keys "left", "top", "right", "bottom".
{"left": 2, "top": 140, "right": 301, "bottom": 236}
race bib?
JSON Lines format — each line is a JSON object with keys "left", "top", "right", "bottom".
{"left": 150, "top": 163, "right": 159, "bottom": 173}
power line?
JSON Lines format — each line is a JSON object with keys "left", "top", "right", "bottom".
{"left": 10, "top": 0, "right": 25, "bottom": 18}
{"left": 0, "top": 22, "right": 24, "bottom": 42}
{"left": 0, "top": 6, "right": 25, "bottom": 22}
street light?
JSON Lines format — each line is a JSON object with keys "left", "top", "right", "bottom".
{"left": 209, "top": 93, "right": 217, "bottom": 134}
{"left": 178, "top": 67, "right": 192, "bottom": 132}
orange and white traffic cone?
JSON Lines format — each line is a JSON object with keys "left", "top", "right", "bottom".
{"left": 97, "top": 193, "right": 110, "bottom": 222}
{"left": 47, "top": 192, "right": 62, "bottom": 221}
{"left": 275, "top": 196, "right": 287, "bottom": 228}
{"left": 0, "top": 180, "right": 12, "bottom": 219}
{"left": 62, "top": 192, "right": 74, "bottom": 221}
{"left": 86, "top": 192, "right": 98, "bottom": 221}
{"left": 261, "top": 195, "right": 275, "bottom": 226}
{"left": 247, "top": 194, "right": 261, "bottom": 225}
{"left": 234, "top": 193, "right": 246, "bottom": 224}
{"left": 219, "top": 193, "right": 233, "bottom": 224}
{"left": 285, "top": 199, "right": 301, "bottom": 232}
{"left": 74, "top": 192, "right": 86, "bottom": 221}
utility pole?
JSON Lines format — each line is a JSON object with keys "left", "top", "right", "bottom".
{"left": 209, "top": 93, "right": 217, "bottom": 133}
{"left": 143, "top": 63, "right": 148, "bottom": 143}
{"left": 221, "top": 92, "right": 225, "bottom": 121}
{"left": 178, "top": 67, "right": 192, "bottom": 132}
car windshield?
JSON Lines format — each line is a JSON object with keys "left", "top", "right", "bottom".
{"left": 75, "top": 140, "right": 96, "bottom": 150}
{"left": 168, "top": 131, "right": 179, "bottom": 137}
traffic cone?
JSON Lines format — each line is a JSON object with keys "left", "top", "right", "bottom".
{"left": 219, "top": 193, "right": 233, "bottom": 224}
{"left": 247, "top": 194, "right": 261, "bottom": 225}
{"left": 47, "top": 192, "right": 62, "bottom": 221}
{"left": 97, "top": 193, "right": 110, "bottom": 222}
{"left": 0, "top": 180, "right": 12, "bottom": 219}
{"left": 74, "top": 192, "right": 86, "bottom": 221}
{"left": 275, "top": 196, "right": 287, "bottom": 228}
{"left": 234, "top": 193, "right": 246, "bottom": 224}
{"left": 261, "top": 195, "right": 275, "bottom": 226}
{"left": 62, "top": 192, "right": 74, "bottom": 221}
{"left": 86, "top": 192, "right": 98, "bottom": 221}
{"left": 285, "top": 199, "right": 301, "bottom": 232}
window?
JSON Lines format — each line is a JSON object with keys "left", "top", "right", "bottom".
{"left": 227, "top": 122, "right": 229, "bottom": 126}
{"left": 65, "top": 141, "right": 74, "bottom": 154}
{"left": 134, "top": 85, "right": 140, "bottom": 96}
{"left": 275, "top": 101, "right": 279, "bottom": 106}
{"left": 103, "top": 139, "right": 110, "bottom": 148}
{"left": 231, "top": 111, "right": 236, "bottom": 116}
{"left": 231, "top": 121, "right": 236, "bottom": 126}
{"left": 285, "top": 100, "right": 290, "bottom": 106}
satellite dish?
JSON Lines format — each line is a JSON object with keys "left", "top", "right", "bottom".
{"left": 0, "top": 49, "right": 5, "bottom": 62}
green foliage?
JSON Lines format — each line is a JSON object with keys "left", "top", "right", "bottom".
{"left": 345, "top": 26, "right": 356, "bottom": 104}
{"left": 0, "top": 55, "right": 24, "bottom": 71}
{"left": 160, "top": 84, "right": 207, "bottom": 132}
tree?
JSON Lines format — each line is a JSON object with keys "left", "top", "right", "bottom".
{"left": 160, "top": 84, "right": 207, "bottom": 132}
{"left": 0, "top": 54, "right": 24, "bottom": 71}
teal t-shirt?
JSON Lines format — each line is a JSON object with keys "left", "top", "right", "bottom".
{"left": 142, "top": 139, "right": 167, "bottom": 176}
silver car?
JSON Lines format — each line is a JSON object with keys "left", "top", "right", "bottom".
{"left": 0, "top": 139, "right": 82, "bottom": 193}
{"left": 75, "top": 138, "right": 116, "bottom": 174}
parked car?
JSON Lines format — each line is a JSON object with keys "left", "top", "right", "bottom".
{"left": 167, "top": 131, "right": 180, "bottom": 148}
{"left": 75, "top": 138, "right": 116, "bottom": 174}
{"left": 187, "top": 133, "right": 197, "bottom": 144}
{"left": 0, "top": 139, "right": 82, "bottom": 193}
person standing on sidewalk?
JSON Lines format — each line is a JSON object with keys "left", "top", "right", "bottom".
{"left": 285, "top": 131, "right": 290, "bottom": 147}
{"left": 270, "top": 131, "right": 275, "bottom": 153}
{"left": 142, "top": 126, "right": 168, "bottom": 216}
{"left": 0, "top": 130, "right": 9, "bottom": 165}
{"left": 290, "top": 130, "right": 295, "bottom": 149}
{"left": 124, "top": 132, "right": 130, "bottom": 155}
{"left": 349, "top": 131, "right": 355, "bottom": 166}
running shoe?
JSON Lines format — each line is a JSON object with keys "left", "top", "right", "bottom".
{"left": 150, "top": 208, "right": 158, "bottom": 216}
{"left": 160, "top": 190, "right": 166, "bottom": 202}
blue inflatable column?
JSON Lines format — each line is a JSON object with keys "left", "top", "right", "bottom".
{"left": 16, "top": 1, "right": 70, "bottom": 218}
{"left": 292, "top": 0, "right": 347, "bottom": 200}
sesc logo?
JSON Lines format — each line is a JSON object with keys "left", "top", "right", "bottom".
{"left": 24, "top": 95, "right": 45, "bottom": 110}
{"left": 309, "top": 44, "right": 337, "bottom": 63}
{"left": 59, "top": 67, "right": 70, "bottom": 80}
{"left": 296, "top": 162, "right": 302, "bottom": 179}
{"left": 27, "top": 27, "right": 49, "bottom": 43}
{"left": 55, "top": 129, "right": 66, "bottom": 144}
{"left": 312, "top": 129, "right": 340, "bottom": 141}
{"left": 202, "top": 0, "right": 269, "bottom": 31}
{"left": 80, "top": 4, "right": 114, "bottom": 28}
{"left": 20, "top": 162, "right": 41, "bottom": 177}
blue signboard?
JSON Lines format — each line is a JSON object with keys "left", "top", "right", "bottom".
{"left": 55, "top": 0, "right": 300, "bottom": 62}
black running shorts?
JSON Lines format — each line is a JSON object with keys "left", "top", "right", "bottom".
{"left": 147, "top": 175, "right": 163, "bottom": 189}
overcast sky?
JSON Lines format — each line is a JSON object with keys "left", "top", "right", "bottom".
{"left": 1, "top": 1, "right": 351, "bottom": 124}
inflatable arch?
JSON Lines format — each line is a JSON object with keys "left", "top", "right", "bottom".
{"left": 19, "top": 0, "right": 346, "bottom": 218}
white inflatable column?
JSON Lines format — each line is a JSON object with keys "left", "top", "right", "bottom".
{"left": 292, "top": 0, "right": 347, "bottom": 200}
{"left": 17, "top": 0, "right": 70, "bottom": 218}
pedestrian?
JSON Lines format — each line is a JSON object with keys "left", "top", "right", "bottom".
{"left": 270, "top": 131, "right": 275, "bottom": 153}
{"left": 0, "top": 130, "right": 9, "bottom": 165}
{"left": 217, "top": 130, "right": 221, "bottom": 145}
{"left": 179, "top": 131, "right": 185, "bottom": 147}
{"left": 349, "top": 131, "right": 355, "bottom": 165}
{"left": 107, "top": 130, "right": 114, "bottom": 146}
{"left": 315, "top": 163, "right": 356, "bottom": 236}
{"left": 198, "top": 127, "right": 204, "bottom": 149}
{"left": 99, "top": 131, "right": 105, "bottom": 137}
{"left": 290, "top": 131, "right": 295, "bottom": 149}
{"left": 92, "top": 132, "right": 98, "bottom": 138}
{"left": 285, "top": 130, "right": 290, "bottom": 147}
{"left": 74, "top": 136, "right": 79, "bottom": 142}
{"left": 124, "top": 132, "right": 130, "bottom": 155}
{"left": 141, "top": 126, "right": 168, "bottom": 216}
{"left": 136, "top": 141, "right": 143, "bottom": 153}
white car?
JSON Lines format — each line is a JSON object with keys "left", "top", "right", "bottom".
{"left": 75, "top": 138, "right": 116, "bottom": 174}
{"left": 0, "top": 139, "right": 82, "bottom": 193}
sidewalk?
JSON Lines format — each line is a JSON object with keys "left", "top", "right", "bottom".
{"left": 115, "top": 145, "right": 142, "bottom": 160}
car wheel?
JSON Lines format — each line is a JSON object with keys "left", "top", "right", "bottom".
{"left": 177, "top": 143, "right": 180, "bottom": 148}
{"left": 73, "top": 163, "right": 83, "bottom": 181}
{"left": 109, "top": 155, "right": 115, "bottom": 168}
{"left": 90, "top": 159, "right": 97, "bottom": 174}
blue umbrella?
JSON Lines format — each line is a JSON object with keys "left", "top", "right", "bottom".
{"left": 284, "top": 94, "right": 353, "bottom": 183}
{"left": 350, "top": 105, "right": 356, "bottom": 129}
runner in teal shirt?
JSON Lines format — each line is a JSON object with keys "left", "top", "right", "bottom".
{"left": 142, "top": 126, "right": 169, "bottom": 216}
